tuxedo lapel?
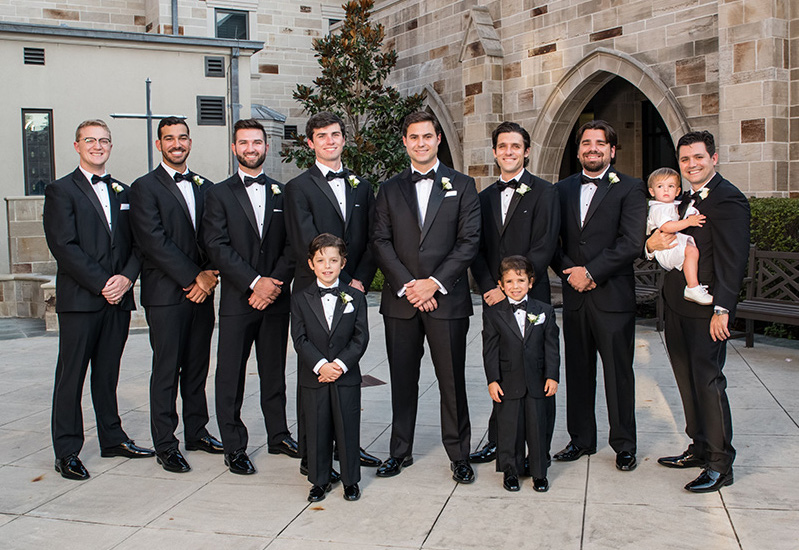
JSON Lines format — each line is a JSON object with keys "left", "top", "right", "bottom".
{"left": 155, "top": 166, "right": 194, "bottom": 228}
{"left": 72, "top": 170, "right": 111, "bottom": 236}
{"left": 190, "top": 174, "right": 203, "bottom": 231}
{"left": 582, "top": 174, "right": 611, "bottom": 229}
{"left": 502, "top": 191, "right": 523, "bottom": 234}
{"left": 420, "top": 168, "right": 447, "bottom": 243}
{"left": 108, "top": 181, "right": 120, "bottom": 238}
{"left": 523, "top": 301, "right": 543, "bottom": 343}
{"left": 397, "top": 168, "right": 421, "bottom": 228}
{"left": 497, "top": 301, "right": 524, "bottom": 341}
{"left": 231, "top": 177, "right": 261, "bottom": 237}
{"left": 344, "top": 171, "right": 356, "bottom": 230}
{"left": 568, "top": 175, "right": 582, "bottom": 230}
{"left": 304, "top": 287, "right": 330, "bottom": 334}
{"left": 329, "top": 293, "right": 346, "bottom": 334}
{"left": 261, "top": 182, "right": 276, "bottom": 243}
{"left": 487, "top": 185, "right": 503, "bottom": 235}
{"left": 310, "top": 165, "right": 345, "bottom": 223}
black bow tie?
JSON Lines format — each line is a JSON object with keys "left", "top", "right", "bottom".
{"left": 319, "top": 287, "right": 339, "bottom": 297}
{"left": 690, "top": 189, "right": 705, "bottom": 203}
{"left": 496, "top": 179, "right": 519, "bottom": 191}
{"left": 91, "top": 174, "right": 112, "bottom": 185}
{"left": 581, "top": 174, "right": 601, "bottom": 185}
{"left": 243, "top": 174, "right": 267, "bottom": 187}
{"left": 174, "top": 172, "right": 192, "bottom": 183}
{"left": 411, "top": 170, "right": 435, "bottom": 183}
{"left": 511, "top": 300, "right": 527, "bottom": 312}
{"left": 325, "top": 170, "right": 346, "bottom": 181}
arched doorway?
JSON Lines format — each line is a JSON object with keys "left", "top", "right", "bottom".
{"left": 423, "top": 84, "right": 462, "bottom": 172}
{"left": 530, "top": 48, "right": 690, "bottom": 183}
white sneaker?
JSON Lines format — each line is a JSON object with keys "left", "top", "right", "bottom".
{"left": 684, "top": 284, "right": 713, "bottom": 305}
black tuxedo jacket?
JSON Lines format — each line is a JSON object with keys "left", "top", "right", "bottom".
{"left": 291, "top": 283, "right": 368, "bottom": 389}
{"left": 202, "top": 174, "right": 294, "bottom": 316}
{"left": 482, "top": 299, "right": 559, "bottom": 399}
{"left": 663, "top": 173, "right": 750, "bottom": 318}
{"left": 372, "top": 164, "right": 481, "bottom": 320}
{"left": 285, "top": 165, "right": 376, "bottom": 291}
{"left": 129, "top": 165, "right": 213, "bottom": 307}
{"left": 43, "top": 168, "right": 140, "bottom": 312}
{"left": 471, "top": 169, "right": 559, "bottom": 303}
{"left": 551, "top": 169, "right": 647, "bottom": 312}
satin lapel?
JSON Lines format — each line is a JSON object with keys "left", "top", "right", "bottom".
{"left": 72, "top": 171, "right": 111, "bottom": 236}
{"left": 582, "top": 174, "right": 611, "bottom": 229}
{"left": 261, "top": 182, "right": 276, "bottom": 243}
{"left": 502, "top": 191, "right": 523, "bottom": 235}
{"left": 231, "top": 177, "right": 261, "bottom": 238}
{"left": 156, "top": 166, "right": 193, "bottom": 228}
{"left": 569, "top": 176, "right": 582, "bottom": 230}
{"left": 523, "top": 301, "right": 543, "bottom": 343}
{"left": 344, "top": 171, "right": 356, "bottom": 230}
{"left": 329, "top": 293, "right": 346, "bottom": 334}
{"left": 304, "top": 287, "right": 330, "bottom": 334}
{"left": 397, "top": 168, "right": 420, "bottom": 227}
{"left": 190, "top": 174, "right": 203, "bottom": 232}
{"left": 311, "top": 166, "right": 344, "bottom": 223}
{"left": 487, "top": 185, "right": 503, "bottom": 235}
{"left": 108, "top": 182, "right": 120, "bottom": 238}
{"left": 497, "top": 301, "right": 524, "bottom": 341}
{"left": 420, "top": 168, "right": 447, "bottom": 243}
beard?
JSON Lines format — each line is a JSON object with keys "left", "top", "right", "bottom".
{"left": 237, "top": 151, "right": 266, "bottom": 169}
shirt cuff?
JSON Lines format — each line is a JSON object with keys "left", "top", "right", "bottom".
{"left": 714, "top": 306, "right": 729, "bottom": 315}
{"left": 398, "top": 279, "right": 415, "bottom": 297}
{"left": 430, "top": 276, "right": 447, "bottom": 295}
{"left": 644, "top": 246, "right": 656, "bottom": 261}
{"left": 250, "top": 275, "right": 261, "bottom": 290}
{"left": 312, "top": 359, "right": 326, "bottom": 374}
{"left": 333, "top": 358, "right": 348, "bottom": 373}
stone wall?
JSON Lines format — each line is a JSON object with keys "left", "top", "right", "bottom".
{"left": 5, "top": 197, "right": 54, "bottom": 275}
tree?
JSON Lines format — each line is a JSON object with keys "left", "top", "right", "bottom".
{"left": 280, "top": 0, "right": 424, "bottom": 187}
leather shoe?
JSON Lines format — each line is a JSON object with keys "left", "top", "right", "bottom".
{"left": 343, "top": 483, "right": 361, "bottom": 501}
{"left": 225, "top": 450, "right": 256, "bottom": 475}
{"left": 533, "top": 477, "right": 549, "bottom": 492}
{"left": 54, "top": 454, "right": 89, "bottom": 480}
{"left": 299, "top": 458, "right": 341, "bottom": 483}
{"left": 308, "top": 483, "right": 331, "bottom": 502}
{"left": 185, "top": 435, "right": 224, "bottom": 454}
{"left": 503, "top": 471, "right": 520, "bottom": 492}
{"left": 101, "top": 440, "right": 155, "bottom": 459}
{"left": 616, "top": 451, "right": 637, "bottom": 471}
{"left": 658, "top": 450, "right": 704, "bottom": 469}
{"left": 376, "top": 455, "right": 413, "bottom": 477}
{"left": 451, "top": 460, "right": 475, "bottom": 484}
{"left": 553, "top": 442, "right": 595, "bottom": 462}
{"left": 685, "top": 468, "right": 733, "bottom": 493}
{"left": 334, "top": 446, "right": 382, "bottom": 467}
{"left": 268, "top": 436, "right": 300, "bottom": 459}
{"left": 156, "top": 448, "right": 191, "bottom": 473}
{"left": 469, "top": 441, "right": 497, "bottom": 464}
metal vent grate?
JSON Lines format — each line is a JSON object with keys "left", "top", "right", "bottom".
{"left": 24, "top": 47, "right": 45, "bottom": 65}
{"left": 197, "top": 96, "right": 226, "bottom": 126}
{"left": 205, "top": 56, "right": 225, "bottom": 77}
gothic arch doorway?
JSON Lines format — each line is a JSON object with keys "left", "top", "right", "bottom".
{"left": 423, "top": 84, "right": 463, "bottom": 172}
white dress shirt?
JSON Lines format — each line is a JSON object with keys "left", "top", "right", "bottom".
{"left": 508, "top": 297, "right": 527, "bottom": 337}
{"left": 313, "top": 279, "right": 349, "bottom": 374}
{"left": 79, "top": 166, "right": 112, "bottom": 230}
{"left": 238, "top": 169, "right": 268, "bottom": 290}
{"left": 316, "top": 160, "right": 347, "bottom": 219}
{"left": 580, "top": 165, "right": 610, "bottom": 227}
{"left": 160, "top": 162, "right": 197, "bottom": 229}
{"left": 499, "top": 168, "right": 525, "bottom": 224}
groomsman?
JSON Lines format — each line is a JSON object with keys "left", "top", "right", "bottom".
{"left": 372, "top": 111, "right": 481, "bottom": 483}
{"left": 44, "top": 119, "right": 154, "bottom": 480}
{"left": 284, "top": 111, "right": 381, "bottom": 470}
{"left": 129, "top": 117, "right": 223, "bottom": 473}
{"left": 647, "top": 131, "right": 749, "bottom": 492}
{"left": 551, "top": 120, "right": 646, "bottom": 471}
{"left": 469, "top": 121, "right": 560, "bottom": 463}
{"left": 203, "top": 119, "right": 298, "bottom": 475}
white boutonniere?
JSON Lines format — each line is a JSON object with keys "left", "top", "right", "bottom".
{"left": 608, "top": 172, "right": 620, "bottom": 185}
{"left": 441, "top": 177, "right": 452, "bottom": 191}
{"left": 339, "top": 291, "right": 353, "bottom": 305}
{"left": 110, "top": 182, "right": 123, "bottom": 195}
{"left": 527, "top": 312, "right": 546, "bottom": 326}
{"left": 698, "top": 188, "right": 709, "bottom": 200}
{"left": 516, "top": 183, "right": 531, "bottom": 196}
{"left": 348, "top": 175, "right": 360, "bottom": 189}
{"left": 271, "top": 183, "right": 282, "bottom": 196}
{"left": 192, "top": 175, "right": 204, "bottom": 187}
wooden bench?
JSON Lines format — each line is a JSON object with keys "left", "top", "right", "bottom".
{"left": 736, "top": 246, "right": 799, "bottom": 347}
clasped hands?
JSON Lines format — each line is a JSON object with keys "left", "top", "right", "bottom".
{"left": 563, "top": 266, "right": 596, "bottom": 292}
{"left": 318, "top": 362, "right": 343, "bottom": 383}
{"left": 102, "top": 275, "right": 133, "bottom": 305}
{"left": 183, "top": 270, "right": 220, "bottom": 303}
{"left": 404, "top": 278, "right": 439, "bottom": 312}
{"left": 248, "top": 276, "right": 283, "bottom": 310}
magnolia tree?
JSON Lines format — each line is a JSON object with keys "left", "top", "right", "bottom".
{"left": 280, "top": 0, "right": 423, "bottom": 187}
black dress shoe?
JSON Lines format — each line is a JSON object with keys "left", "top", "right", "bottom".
{"left": 225, "top": 450, "right": 256, "bottom": 475}
{"left": 533, "top": 477, "right": 549, "bottom": 492}
{"left": 469, "top": 441, "right": 497, "bottom": 464}
{"left": 185, "top": 435, "right": 224, "bottom": 454}
{"left": 101, "top": 440, "right": 155, "bottom": 459}
{"left": 54, "top": 454, "right": 89, "bottom": 480}
{"left": 685, "top": 468, "right": 733, "bottom": 493}
{"left": 616, "top": 451, "right": 637, "bottom": 471}
{"left": 376, "top": 456, "right": 413, "bottom": 478}
{"left": 451, "top": 460, "right": 475, "bottom": 484}
{"left": 553, "top": 442, "right": 595, "bottom": 462}
{"left": 308, "top": 483, "right": 332, "bottom": 502}
{"left": 156, "top": 448, "right": 191, "bottom": 473}
{"left": 503, "top": 471, "right": 520, "bottom": 492}
{"left": 343, "top": 483, "right": 361, "bottom": 501}
{"left": 658, "top": 450, "right": 704, "bottom": 469}
{"left": 268, "top": 436, "right": 300, "bottom": 458}
{"left": 298, "top": 458, "right": 341, "bottom": 483}
{"left": 359, "top": 448, "right": 382, "bottom": 467}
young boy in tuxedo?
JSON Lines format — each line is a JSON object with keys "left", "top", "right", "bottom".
{"left": 291, "top": 233, "right": 369, "bottom": 502}
{"left": 482, "top": 255, "right": 560, "bottom": 492}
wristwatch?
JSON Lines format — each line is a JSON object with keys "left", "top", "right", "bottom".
{"left": 713, "top": 306, "right": 728, "bottom": 316}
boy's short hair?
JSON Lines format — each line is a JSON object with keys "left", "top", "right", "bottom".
{"left": 647, "top": 167, "right": 680, "bottom": 189}
{"left": 498, "top": 255, "right": 534, "bottom": 281}
{"left": 75, "top": 119, "right": 111, "bottom": 141}
{"left": 308, "top": 233, "right": 347, "bottom": 261}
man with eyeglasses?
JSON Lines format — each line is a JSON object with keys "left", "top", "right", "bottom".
{"left": 43, "top": 119, "right": 154, "bottom": 480}
{"left": 129, "top": 117, "right": 222, "bottom": 474}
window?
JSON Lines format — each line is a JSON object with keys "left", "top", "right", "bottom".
{"left": 197, "top": 96, "right": 226, "bottom": 126}
{"left": 284, "top": 125, "right": 298, "bottom": 140}
{"left": 24, "top": 47, "right": 45, "bottom": 65}
{"left": 215, "top": 9, "right": 248, "bottom": 39}
{"left": 22, "top": 109, "right": 55, "bottom": 195}
{"left": 205, "top": 56, "right": 225, "bottom": 77}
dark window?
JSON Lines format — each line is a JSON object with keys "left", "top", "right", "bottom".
{"left": 205, "top": 56, "right": 225, "bottom": 77}
{"left": 215, "top": 9, "right": 248, "bottom": 39}
{"left": 22, "top": 109, "right": 55, "bottom": 195}
{"left": 197, "top": 96, "right": 226, "bottom": 126}
{"left": 284, "top": 125, "right": 298, "bottom": 140}
{"left": 23, "top": 47, "right": 45, "bottom": 65}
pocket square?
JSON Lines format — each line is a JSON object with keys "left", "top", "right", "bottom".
{"left": 527, "top": 312, "right": 547, "bottom": 326}
{"left": 120, "top": 203, "right": 130, "bottom": 210}
{"left": 445, "top": 190, "right": 457, "bottom": 197}
{"left": 343, "top": 303, "right": 355, "bottom": 314}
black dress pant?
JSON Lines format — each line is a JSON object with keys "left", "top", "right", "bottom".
{"left": 496, "top": 393, "right": 555, "bottom": 479}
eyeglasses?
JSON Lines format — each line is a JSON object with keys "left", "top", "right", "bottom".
{"left": 82, "top": 137, "right": 112, "bottom": 147}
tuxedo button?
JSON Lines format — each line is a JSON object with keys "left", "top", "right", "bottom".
{"left": 329, "top": 343, "right": 334, "bottom": 349}
{"left": 579, "top": 240, "right": 586, "bottom": 245}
